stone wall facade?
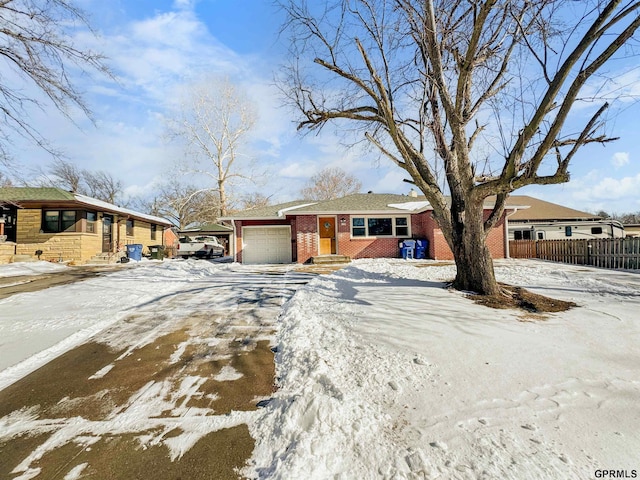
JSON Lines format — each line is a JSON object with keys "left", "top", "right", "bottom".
{"left": 9, "top": 209, "right": 167, "bottom": 264}
{"left": 14, "top": 209, "right": 102, "bottom": 264}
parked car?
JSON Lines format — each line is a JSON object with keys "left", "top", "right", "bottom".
{"left": 177, "top": 235, "right": 224, "bottom": 259}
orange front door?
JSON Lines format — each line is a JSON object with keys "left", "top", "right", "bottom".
{"left": 319, "top": 217, "right": 336, "bottom": 255}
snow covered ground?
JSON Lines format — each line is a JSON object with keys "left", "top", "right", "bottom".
{"left": 1, "top": 259, "right": 638, "bottom": 479}
{"left": 246, "top": 259, "right": 640, "bottom": 479}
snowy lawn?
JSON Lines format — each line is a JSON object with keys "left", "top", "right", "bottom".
{"left": 246, "top": 259, "right": 640, "bottom": 480}
{"left": 1, "top": 259, "right": 638, "bottom": 479}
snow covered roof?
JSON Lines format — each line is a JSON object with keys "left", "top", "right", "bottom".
{"left": 73, "top": 194, "right": 172, "bottom": 226}
{"left": 0, "top": 187, "right": 172, "bottom": 226}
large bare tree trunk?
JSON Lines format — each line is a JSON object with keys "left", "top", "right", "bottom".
{"left": 450, "top": 203, "right": 499, "bottom": 295}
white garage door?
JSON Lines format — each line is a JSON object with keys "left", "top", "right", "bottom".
{"left": 242, "top": 226, "right": 292, "bottom": 264}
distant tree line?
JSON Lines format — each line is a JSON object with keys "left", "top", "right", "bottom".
{"left": 596, "top": 210, "right": 640, "bottom": 224}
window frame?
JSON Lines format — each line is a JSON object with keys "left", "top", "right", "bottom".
{"left": 350, "top": 215, "right": 411, "bottom": 238}
{"left": 151, "top": 224, "right": 157, "bottom": 240}
{"left": 126, "top": 219, "right": 134, "bottom": 236}
{"left": 84, "top": 211, "right": 97, "bottom": 233}
{"left": 513, "top": 229, "right": 532, "bottom": 240}
{"left": 42, "top": 210, "right": 78, "bottom": 233}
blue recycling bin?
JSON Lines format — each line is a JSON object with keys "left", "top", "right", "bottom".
{"left": 400, "top": 240, "right": 416, "bottom": 259}
{"left": 126, "top": 244, "right": 143, "bottom": 261}
{"left": 415, "top": 239, "right": 428, "bottom": 259}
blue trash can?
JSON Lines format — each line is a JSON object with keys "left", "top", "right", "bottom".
{"left": 415, "top": 239, "right": 428, "bottom": 259}
{"left": 126, "top": 244, "right": 143, "bottom": 261}
{"left": 400, "top": 240, "right": 416, "bottom": 259}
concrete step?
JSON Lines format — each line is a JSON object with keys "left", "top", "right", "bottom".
{"left": 310, "top": 255, "right": 351, "bottom": 265}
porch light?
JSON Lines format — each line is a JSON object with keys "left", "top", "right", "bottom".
{"left": 340, "top": 217, "right": 347, "bottom": 226}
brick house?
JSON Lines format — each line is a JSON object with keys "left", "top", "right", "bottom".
{"left": 222, "top": 193, "right": 518, "bottom": 264}
{"left": 0, "top": 187, "right": 173, "bottom": 264}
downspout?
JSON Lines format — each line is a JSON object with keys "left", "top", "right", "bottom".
{"left": 231, "top": 219, "right": 237, "bottom": 263}
{"left": 504, "top": 208, "right": 519, "bottom": 259}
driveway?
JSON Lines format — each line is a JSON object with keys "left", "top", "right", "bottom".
{"left": 0, "top": 262, "right": 314, "bottom": 480}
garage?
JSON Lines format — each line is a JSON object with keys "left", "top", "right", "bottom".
{"left": 241, "top": 226, "right": 292, "bottom": 264}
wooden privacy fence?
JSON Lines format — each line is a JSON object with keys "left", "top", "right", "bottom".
{"left": 509, "top": 237, "right": 640, "bottom": 270}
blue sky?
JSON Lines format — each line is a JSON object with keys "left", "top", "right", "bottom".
{"left": 11, "top": 0, "right": 640, "bottom": 214}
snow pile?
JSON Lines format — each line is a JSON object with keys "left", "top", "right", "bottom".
{"left": 247, "top": 259, "right": 640, "bottom": 479}
{"left": 0, "top": 261, "right": 70, "bottom": 277}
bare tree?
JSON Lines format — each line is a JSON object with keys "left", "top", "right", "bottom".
{"left": 0, "top": 0, "right": 110, "bottom": 166}
{"left": 236, "top": 192, "right": 273, "bottom": 211}
{"left": 34, "top": 158, "right": 125, "bottom": 204}
{"left": 280, "top": 0, "right": 640, "bottom": 295}
{"left": 83, "top": 170, "right": 123, "bottom": 205}
{"left": 613, "top": 211, "right": 640, "bottom": 224}
{"left": 0, "top": 171, "right": 12, "bottom": 187}
{"left": 45, "top": 158, "right": 83, "bottom": 192}
{"left": 166, "top": 77, "right": 257, "bottom": 217}
{"left": 300, "top": 167, "right": 362, "bottom": 200}
{"left": 143, "top": 180, "right": 220, "bottom": 229}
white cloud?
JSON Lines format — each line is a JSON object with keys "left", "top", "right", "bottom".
{"left": 370, "top": 168, "right": 409, "bottom": 194}
{"left": 518, "top": 168, "right": 640, "bottom": 215}
{"left": 173, "top": 0, "right": 195, "bottom": 10}
{"left": 279, "top": 162, "right": 313, "bottom": 179}
{"left": 581, "top": 68, "right": 640, "bottom": 103}
{"left": 611, "top": 151, "right": 630, "bottom": 168}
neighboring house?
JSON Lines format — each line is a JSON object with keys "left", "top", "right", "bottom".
{"left": 221, "top": 193, "right": 517, "bottom": 264}
{"left": 624, "top": 224, "right": 640, "bottom": 238}
{"left": 506, "top": 195, "right": 625, "bottom": 240}
{"left": 0, "top": 187, "right": 173, "bottom": 264}
{"left": 163, "top": 227, "right": 180, "bottom": 258}
{"left": 178, "top": 223, "right": 233, "bottom": 254}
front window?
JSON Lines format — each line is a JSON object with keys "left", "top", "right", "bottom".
{"left": 351, "top": 216, "right": 410, "bottom": 237}
{"left": 86, "top": 211, "right": 97, "bottom": 233}
{"left": 352, "top": 217, "right": 366, "bottom": 237}
{"left": 126, "top": 219, "right": 134, "bottom": 236}
{"left": 367, "top": 218, "right": 392, "bottom": 236}
{"left": 43, "top": 210, "right": 76, "bottom": 233}
{"left": 395, "top": 217, "right": 409, "bottom": 236}
{"left": 565, "top": 226, "right": 572, "bottom": 237}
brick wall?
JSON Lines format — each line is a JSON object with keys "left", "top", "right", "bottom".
{"left": 335, "top": 214, "right": 400, "bottom": 259}
{"left": 295, "top": 215, "right": 318, "bottom": 263}
{"left": 486, "top": 214, "right": 507, "bottom": 258}
{"left": 427, "top": 211, "right": 508, "bottom": 260}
